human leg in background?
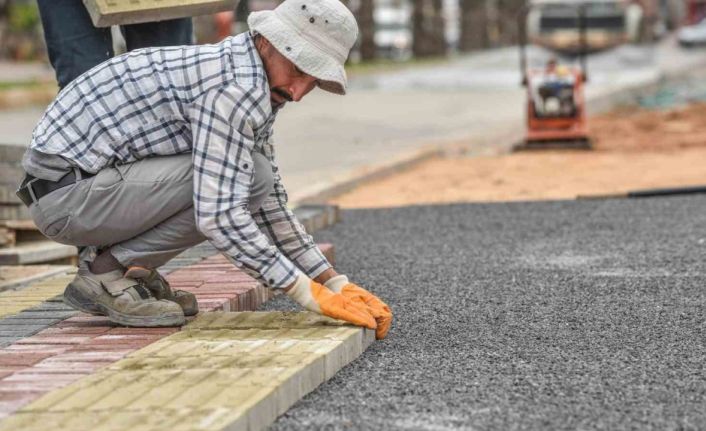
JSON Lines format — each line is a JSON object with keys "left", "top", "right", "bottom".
{"left": 36, "top": 0, "right": 113, "bottom": 89}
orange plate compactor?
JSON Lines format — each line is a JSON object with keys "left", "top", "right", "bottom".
{"left": 516, "top": 3, "right": 591, "bottom": 150}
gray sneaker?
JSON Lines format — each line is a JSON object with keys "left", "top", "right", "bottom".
{"left": 63, "top": 266, "right": 185, "bottom": 327}
{"left": 124, "top": 266, "right": 199, "bottom": 316}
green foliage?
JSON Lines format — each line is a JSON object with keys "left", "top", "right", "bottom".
{"left": 8, "top": 2, "right": 40, "bottom": 32}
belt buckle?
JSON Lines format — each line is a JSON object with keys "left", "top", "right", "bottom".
{"left": 16, "top": 177, "right": 39, "bottom": 206}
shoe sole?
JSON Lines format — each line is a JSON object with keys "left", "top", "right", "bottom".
{"left": 105, "top": 308, "right": 185, "bottom": 327}
{"left": 64, "top": 284, "right": 185, "bottom": 327}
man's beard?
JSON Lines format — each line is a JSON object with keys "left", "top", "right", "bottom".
{"left": 271, "top": 87, "right": 292, "bottom": 108}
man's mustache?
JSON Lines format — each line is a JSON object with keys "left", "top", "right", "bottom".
{"left": 272, "top": 88, "right": 293, "bottom": 102}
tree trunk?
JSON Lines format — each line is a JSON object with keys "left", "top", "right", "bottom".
{"left": 413, "top": 0, "right": 445, "bottom": 58}
{"left": 357, "top": 0, "right": 376, "bottom": 61}
{"left": 497, "top": 0, "right": 524, "bottom": 45}
{"left": 432, "top": 0, "right": 446, "bottom": 55}
{"left": 459, "top": 0, "right": 489, "bottom": 52}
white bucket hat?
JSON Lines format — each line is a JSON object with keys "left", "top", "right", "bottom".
{"left": 248, "top": 0, "right": 358, "bottom": 95}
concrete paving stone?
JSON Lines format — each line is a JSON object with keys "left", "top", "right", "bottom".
{"left": 0, "top": 391, "right": 43, "bottom": 417}
{"left": 68, "top": 343, "right": 145, "bottom": 353}
{"left": 0, "top": 340, "right": 20, "bottom": 349}
{"left": 0, "top": 352, "right": 53, "bottom": 367}
{"left": 38, "top": 326, "right": 112, "bottom": 336}
{"left": 0, "top": 318, "right": 62, "bottom": 326}
{"left": 0, "top": 379, "right": 75, "bottom": 393}
{"left": 4, "top": 372, "right": 86, "bottom": 383}
{"left": 0, "top": 329, "right": 45, "bottom": 338}
{"left": 25, "top": 302, "right": 74, "bottom": 312}
{"left": 56, "top": 315, "right": 114, "bottom": 326}
{"left": 32, "top": 361, "right": 110, "bottom": 375}
{"left": 7, "top": 311, "right": 75, "bottom": 319}
{"left": 15, "top": 336, "right": 95, "bottom": 346}
{"left": 0, "top": 275, "right": 72, "bottom": 319}
{"left": 36, "top": 351, "right": 131, "bottom": 363}
{"left": 105, "top": 327, "right": 179, "bottom": 336}
{"left": 0, "top": 311, "right": 371, "bottom": 431}
{"left": 3, "top": 344, "right": 69, "bottom": 354}
{"left": 0, "top": 244, "right": 335, "bottom": 423}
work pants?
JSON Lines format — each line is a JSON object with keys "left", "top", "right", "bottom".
{"left": 37, "top": 0, "right": 193, "bottom": 89}
{"left": 28, "top": 154, "right": 274, "bottom": 269}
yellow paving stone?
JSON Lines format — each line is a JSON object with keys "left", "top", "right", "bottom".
{"left": 23, "top": 373, "right": 116, "bottom": 412}
{"left": 87, "top": 370, "right": 184, "bottom": 411}
{"left": 0, "top": 274, "right": 73, "bottom": 318}
{"left": 187, "top": 311, "right": 348, "bottom": 330}
{"left": 45, "top": 372, "right": 162, "bottom": 412}
{"left": 1, "top": 312, "right": 375, "bottom": 431}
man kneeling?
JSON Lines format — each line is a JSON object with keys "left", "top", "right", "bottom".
{"left": 16, "top": 0, "right": 392, "bottom": 339}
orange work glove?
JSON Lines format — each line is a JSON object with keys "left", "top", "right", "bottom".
{"left": 325, "top": 275, "right": 392, "bottom": 340}
{"left": 286, "top": 275, "right": 376, "bottom": 330}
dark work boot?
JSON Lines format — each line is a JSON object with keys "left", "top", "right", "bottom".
{"left": 125, "top": 266, "right": 199, "bottom": 316}
{"left": 63, "top": 267, "right": 185, "bottom": 327}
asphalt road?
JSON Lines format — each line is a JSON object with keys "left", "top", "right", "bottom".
{"left": 263, "top": 196, "right": 706, "bottom": 430}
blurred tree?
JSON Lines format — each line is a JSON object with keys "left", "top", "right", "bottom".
{"left": 496, "top": 0, "right": 524, "bottom": 45}
{"left": 357, "top": 0, "right": 375, "bottom": 61}
{"left": 459, "top": 0, "right": 489, "bottom": 51}
{"left": 412, "top": 0, "right": 445, "bottom": 57}
{"left": 431, "top": 0, "right": 445, "bottom": 55}
{"left": 341, "top": 0, "right": 375, "bottom": 62}
{"left": 0, "top": 0, "right": 10, "bottom": 56}
{"left": 1, "top": 0, "right": 43, "bottom": 60}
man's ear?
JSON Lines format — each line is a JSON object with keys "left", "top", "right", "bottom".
{"left": 255, "top": 35, "right": 271, "bottom": 53}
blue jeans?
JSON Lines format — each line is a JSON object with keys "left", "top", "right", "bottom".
{"left": 37, "top": 0, "right": 193, "bottom": 89}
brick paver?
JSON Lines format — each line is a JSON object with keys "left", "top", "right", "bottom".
{"left": 0, "top": 244, "right": 335, "bottom": 420}
{"left": 0, "top": 311, "right": 373, "bottom": 431}
{"left": 0, "top": 275, "right": 74, "bottom": 319}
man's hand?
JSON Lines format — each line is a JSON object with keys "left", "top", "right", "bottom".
{"left": 286, "top": 275, "right": 377, "bottom": 329}
{"left": 325, "top": 275, "right": 392, "bottom": 340}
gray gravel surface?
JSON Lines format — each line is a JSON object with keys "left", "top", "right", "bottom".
{"left": 264, "top": 196, "right": 706, "bottom": 430}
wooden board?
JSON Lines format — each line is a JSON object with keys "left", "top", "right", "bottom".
{"left": 0, "top": 240, "right": 77, "bottom": 265}
{"left": 0, "top": 220, "right": 42, "bottom": 248}
{"left": 82, "top": 0, "right": 238, "bottom": 27}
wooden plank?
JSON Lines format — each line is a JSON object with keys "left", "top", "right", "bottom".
{"left": 0, "top": 220, "right": 37, "bottom": 230}
{"left": 0, "top": 241, "right": 78, "bottom": 265}
{"left": 0, "top": 220, "right": 42, "bottom": 248}
{"left": 83, "top": 0, "right": 238, "bottom": 27}
{"left": 0, "top": 206, "right": 28, "bottom": 222}
{"left": 0, "top": 227, "right": 16, "bottom": 247}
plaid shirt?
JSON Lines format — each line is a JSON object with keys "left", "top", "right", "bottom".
{"left": 29, "top": 32, "right": 331, "bottom": 288}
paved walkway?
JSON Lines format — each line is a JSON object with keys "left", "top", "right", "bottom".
{"left": 0, "top": 312, "right": 373, "bottom": 431}
{"left": 0, "top": 244, "right": 347, "bottom": 431}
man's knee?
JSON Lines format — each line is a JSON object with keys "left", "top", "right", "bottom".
{"left": 249, "top": 153, "right": 274, "bottom": 212}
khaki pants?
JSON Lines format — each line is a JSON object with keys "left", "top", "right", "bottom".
{"left": 28, "top": 153, "right": 274, "bottom": 269}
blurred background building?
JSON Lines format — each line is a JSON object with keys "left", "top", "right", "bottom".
{"left": 0, "top": 0, "right": 701, "bottom": 62}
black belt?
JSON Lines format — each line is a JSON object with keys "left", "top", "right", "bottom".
{"left": 16, "top": 169, "right": 95, "bottom": 207}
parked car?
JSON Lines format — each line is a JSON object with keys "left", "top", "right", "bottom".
{"left": 678, "top": 17, "right": 706, "bottom": 46}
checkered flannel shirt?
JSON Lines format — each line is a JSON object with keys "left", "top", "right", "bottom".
{"left": 29, "top": 32, "right": 331, "bottom": 288}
